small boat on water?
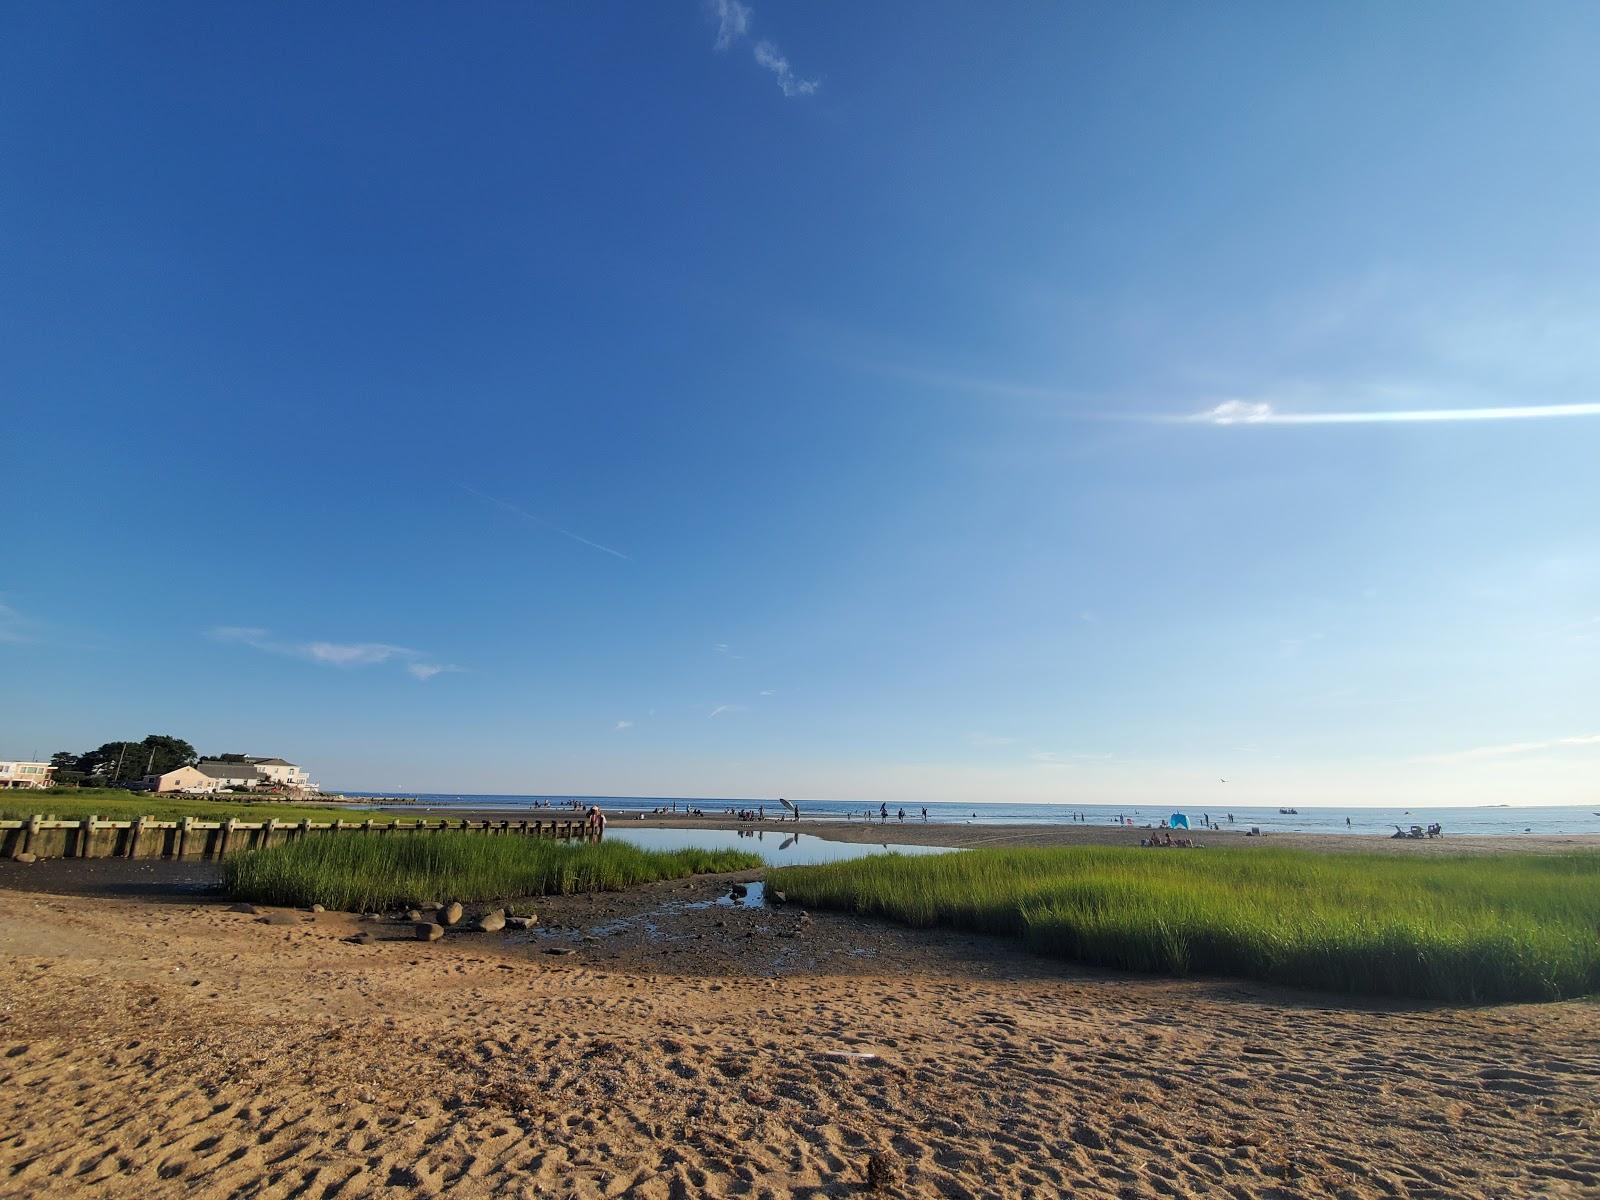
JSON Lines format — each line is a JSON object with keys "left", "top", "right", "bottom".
{"left": 1278, "top": 807, "right": 1298, "bottom": 815}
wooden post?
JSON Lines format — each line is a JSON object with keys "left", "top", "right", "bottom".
{"left": 264, "top": 818, "right": 278, "bottom": 850}
{"left": 220, "top": 817, "right": 236, "bottom": 857}
{"left": 22, "top": 814, "right": 40, "bottom": 856}
{"left": 299, "top": 818, "right": 312, "bottom": 842}
{"left": 177, "top": 816, "right": 192, "bottom": 860}
{"left": 78, "top": 815, "right": 95, "bottom": 858}
{"left": 128, "top": 816, "right": 144, "bottom": 858}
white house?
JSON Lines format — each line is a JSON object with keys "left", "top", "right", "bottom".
{"left": 0, "top": 760, "right": 55, "bottom": 790}
{"left": 145, "top": 756, "right": 317, "bottom": 794}
{"left": 247, "top": 757, "right": 312, "bottom": 789}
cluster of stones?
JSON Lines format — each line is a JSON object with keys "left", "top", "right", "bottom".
{"left": 227, "top": 899, "right": 539, "bottom": 944}
{"left": 409, "top": 901, "right": 539, "bottom": 942}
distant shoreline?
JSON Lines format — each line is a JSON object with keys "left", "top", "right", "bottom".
{"left": 408, "top": 806, "right": 1600, "bottom": 856}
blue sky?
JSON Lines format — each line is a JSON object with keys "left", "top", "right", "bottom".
{"left": 4, "top": 2, "right": 1598, "bottom": 805}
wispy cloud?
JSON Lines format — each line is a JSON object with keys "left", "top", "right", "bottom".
{"left": 0, "top": 598, "right": 31, "bottom": 644}
{"left": 707, "top": 1, "right": 817, "bottom": 99}
{"left": 614, "top": 719, "right": 634, "bottom": 731}
{"left": 1278, "top": 632, "right": 1326, "bottom": 659}
{"left": 1423, "top": 732, "right": 1600, "bottom": 763}
{"left": 304, "top": 641, "right": 416, "bottom": 667}
{"left": 209, "top": 627, "right": 459, "bottom": 682}
{"left": 713, "top": 642, "right": 746, "bottom": 660}
{"left": 1031, "top": 750, "right": 1114, "bottom": 767}
{"left": 753, "top": 41, "right": 818, "bottom": 97}
{"left": 968, "top": 732, "right": 1018, "bottom": 748}
{"left": 758, "top": 689, "right": 776, "bottom": 696}
{"left": 406, "top": 662, "right": 461, "bottom": 681}
{"left": 855, "top": 359, "right": 1600, "bottom": 429}
{"left": 1189, "top": 399, "right": 1600, "bottom": 426}
{"left": 710, "top": 0, "right": 750, "bottom": 50}
{"left": 460, "top": 484, "right": 629, "bottom": 561}
{"left": 709, "top": 704, "right": 746, "bottom": 718}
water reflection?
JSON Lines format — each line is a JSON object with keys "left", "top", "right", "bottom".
{"left": 607, "top": 826, "right": 955, "bottom": 868}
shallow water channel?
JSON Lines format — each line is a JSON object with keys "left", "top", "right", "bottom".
{"left": 603, "top": 826, "right": 957, "bottom": 867}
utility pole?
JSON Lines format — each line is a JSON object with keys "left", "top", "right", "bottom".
{"left": 112, "top": 742, "right": 128, "bottom": 783}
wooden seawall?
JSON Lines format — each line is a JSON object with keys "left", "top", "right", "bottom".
{"left": 0, "top": 815, "right": 600, "bottom": 862}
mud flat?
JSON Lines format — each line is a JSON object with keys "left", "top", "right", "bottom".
{"left": 2, "top": 866, "right": 1597, "bottom": 1199}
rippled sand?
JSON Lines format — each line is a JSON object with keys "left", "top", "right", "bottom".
{"left": 1, "top": 873, "right": 1597, "bottom": 1198}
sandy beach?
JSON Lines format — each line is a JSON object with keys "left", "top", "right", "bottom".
{"left": 2, "top": 860, "right": 1597, "bottom": 1199}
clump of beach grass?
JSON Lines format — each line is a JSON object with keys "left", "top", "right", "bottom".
{"left": 223, "top": 832, "right": 760, "bottom": 911}
{"left": 771, "top": 847, "right": 1600, "bottom": 1003}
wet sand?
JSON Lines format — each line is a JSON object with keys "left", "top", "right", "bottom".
{"left": 2, "top": 865, "right": 1597, "bottom": 1199}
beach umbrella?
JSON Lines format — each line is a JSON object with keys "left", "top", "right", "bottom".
{"left": 779, "top": 797, "right": 797, "bottom": 815}
{"left": 1169, "top": 812, "right": 1189, "bottom": 829}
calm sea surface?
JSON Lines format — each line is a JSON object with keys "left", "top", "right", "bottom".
{"left": 356, "top": 794, "right": 1600, "bottom": 838}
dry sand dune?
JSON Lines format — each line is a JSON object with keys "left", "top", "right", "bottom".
{"left": 1, "top": 872, "right": 1598, "bottom": 1199}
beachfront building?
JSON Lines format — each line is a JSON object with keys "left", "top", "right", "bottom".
{"left": 0, "top": 760, "right": 55, "bottom": 789}
{"left": 146, "top": 761, "right": 260, "bottom": 793}
{"left": 247, "top": 757, "right": 312, "bottom": 788}
{"left": 145, "top": 756, "right": 317, "bottom": 794}
{"left": 146, "top": 764, "right": 219, "bottom": 793}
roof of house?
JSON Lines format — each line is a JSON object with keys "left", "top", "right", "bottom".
{"left": 193, "top": 761, "right": 262, "bottom": 780}
{"left": 249, "top": 758, "right": 295, "bottom": 767}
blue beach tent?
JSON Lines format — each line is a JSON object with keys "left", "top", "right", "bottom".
{"left": 1168, "top": 812, "right": 1190, "bottom": 829}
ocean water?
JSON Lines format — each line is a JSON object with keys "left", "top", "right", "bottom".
{"left": 356, "top": 794, "right": 1600, "bottom": 838}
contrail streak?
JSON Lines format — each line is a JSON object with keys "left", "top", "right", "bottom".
{"left": 1190, "top": 400, "right": 1600, "bottom": 426}
{"left": 459, "top": 485, "right": 630, "bottom": 560}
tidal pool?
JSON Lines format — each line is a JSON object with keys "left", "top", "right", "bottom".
{"left": 603, "top": 826, "right": 957, "bottom": 867}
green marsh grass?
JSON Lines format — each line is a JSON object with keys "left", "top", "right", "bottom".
{"left": 771, "top": 847, "right": 1600, "bottom": 1002}
{"left": 223, "top": 832, "right": 760, "bottom": 911}
{"left": 0, "top": 791, "right": 378, "bottom": 824}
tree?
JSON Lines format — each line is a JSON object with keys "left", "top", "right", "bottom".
{"left": 137, "top": 734, "right": 198, "bottom": 777}
{"left": 76, "top": 742, "right": 139, "bottom": 782}
{"left": 74, "top": 734, "right": 198, "bottom": 783}
{"left": 46, "top": 751, "right": 85, "bottom": 788}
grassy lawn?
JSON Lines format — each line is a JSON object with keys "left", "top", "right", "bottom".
{"left": 0, "top": 789, "right": 377, "bottom": 824}
{"left": 223, "top": 832, "right": 761, "bottom": 911}
{"left": 770, "top": 847, "right": 1600, "bottom": 1003}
